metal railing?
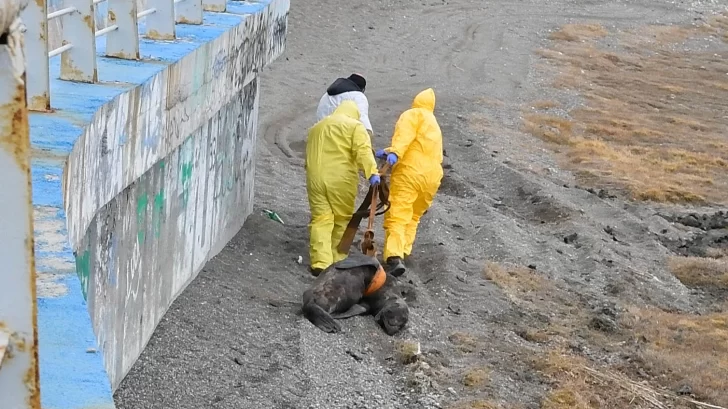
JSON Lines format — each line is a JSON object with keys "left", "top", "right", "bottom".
{"left": 0, "top": 3, "right": 41, "bottom": 408}
{"left": 22, "top": 0, "right": 229, "bottom": 111}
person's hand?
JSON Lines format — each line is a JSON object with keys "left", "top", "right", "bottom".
{"left": 369, "top": 174, "right": 381, "bottom": 185}
{"left": 386, "top": 153, "right": 398, "bottom": 166}
{"left": 375, "top": 149, "right": 387, "bottom": 159}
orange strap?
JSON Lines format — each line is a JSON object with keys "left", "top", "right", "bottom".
{"left": 363, "top": 265, "right": 387, "bottom": 296}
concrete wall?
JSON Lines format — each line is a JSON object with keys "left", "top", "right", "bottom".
{"left": 29, "top": 0, "right": 288, "bottom": 406}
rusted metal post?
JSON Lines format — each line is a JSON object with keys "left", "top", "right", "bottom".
{"left": 145, "top": 0, "right": 175, "bottom": 40}
{"left": 21, "top": 0, "right": 50, "bottom": 111}
{"left": 202, "top": 0, "right": 226, "bottom": 12}
{"left": 0, "top": 7, "right": 41, "bottom": 409}
{"left": 106, "top": 0, "right": 140, "bottom": 59}
{"left": 60, "top": 0, "right": 98, "bottom": 83}
{"left": 176, "top": 0, "right": 203, "bottom": 25}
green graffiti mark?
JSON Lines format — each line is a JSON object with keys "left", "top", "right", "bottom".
{"left": 137, "top": 193, "right": 148, "bottom": 244}
{"left": 153, "top": 189, "right": 165, "bottom": 238}
{"left": 153, "top": 160, "right": 166, "bottom": 238}
{"left": 75, "top": 250, "right": 91, "bottom": 301}
{"left": 181, "top": 162, "right": 193, "bottom": 207}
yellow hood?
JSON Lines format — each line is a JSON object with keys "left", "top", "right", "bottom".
{"left": 333, "top": 100, "right": 361, "bottom": 120}
{"left": 411, "top": 88, "right": 435, "bottom": 112}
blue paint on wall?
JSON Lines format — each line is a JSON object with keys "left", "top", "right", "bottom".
{"left": 31, "top": 160, "right": 64, "bottom": 208}
{"left": 30, "top": 1, "right": 277, "bottom": 406}
{"left": 37, "top": 274, "right": 114, "bottom": 409}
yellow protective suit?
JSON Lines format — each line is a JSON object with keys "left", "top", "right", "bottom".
{"left": 306, "top": 100, "right": 379, "bottom": 271}
{"left": 382, "top": 88, "right": 444, "bottom": 261}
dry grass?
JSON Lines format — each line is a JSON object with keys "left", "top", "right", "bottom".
{"left": 484, "top": 258, "right": 728, "bottom": 408}
{"left": 623, "top": 306, "right": 728, "bottom": 406}
{"left": 549, "top": 23, "right": 608, "bottom": 42}
{"left": 483, "top": 262, "right": 551, "bottom": 295}
{"left": 462, "top": 367, "right": 491, "bottom": 388}
{"left": 468, "top": 113, "right": 492, "bottom": 134}
{"left": 668, "top": 256, "right": 728, "bottom": 289}
{"left": 533, "top": 352, "right": 645, "bottom": 408}
{"left": 529, "top": 100, "right": 561, "bottom": 110}
{"left": 448, "top": 400, "right": 504, "bottom": 409}
{"left": 483, "top": 261, "right": 588, "bottom": 344}
{"left": 475, "top": 97, "right": 506, "bottom": 107}
{"left": 526, "top": 20, "right": 728, "bottom": 204}
{"left": 705, "top": 247, "right": 728, "bottom": 259}
{"left": 448, "top": 332, "right": 480, "bottom": 353}
{"left": 395, "top": 340, "right": 421, "bottom": 364}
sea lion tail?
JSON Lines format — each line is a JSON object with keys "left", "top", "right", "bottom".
{"left": 302, "top": 302, "right": 342, "bottom": 333}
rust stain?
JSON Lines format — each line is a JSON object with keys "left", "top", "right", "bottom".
{"left": 108, "top": 10, "right": 116, "bottom": 22}
{"left": 0, "top": 79, "right": 31, "bottom": 173}
{"left": 176, "top": 17, "right": 203, "bottom": 25}
{"left": 107, "top": 51, "right": 141, "bottom": 60}
{"left": 60, "top": 45, "right": 99, "bottom": 84}
{"left": 13, "top": 334, "right": 28, "bottom": 353}
{"left": 84, "top": 15, "right": 93, "bottom": 29}
{"left": 203, "top": 4, "right": 226, "bottom": 12}
{"left": 146, "top": 29, "right": 175, "bottom": 41}
{"left": 28, "top": 94, "right": 50, "bottom": 112}
{"left": 25, "top": 84, "right": 40, "bottom": 408}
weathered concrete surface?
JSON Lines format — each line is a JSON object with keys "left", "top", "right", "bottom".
{"left": 29, "top": 0, "right": 288, "bottom": 406}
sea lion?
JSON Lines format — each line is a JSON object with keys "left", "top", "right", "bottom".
{"left": 331, "top": 273, "right": 409, "bottom": 336}
{"left": 301, "top": 252, "right": 387, "bottom": 333}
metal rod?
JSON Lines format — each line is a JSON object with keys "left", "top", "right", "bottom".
{"left": 47, "top": 6, "right": 77, "bottom": 20}
{"left": 93, "top": 0, "right": 106, "bottom": 4}
{"left": 174, "top": 0, "right": 184, "bottom": 3}
{"left": 48, "top": 43, "right": 74, "bottom": 58}
{"left": 22, "top": 0, "right": 51, "bottom": 111}
{"left": 95, "top": 24, "right": 118, "bottom": 37}
{"left": 137, "top": 8, "right": 157, "bottom": 18}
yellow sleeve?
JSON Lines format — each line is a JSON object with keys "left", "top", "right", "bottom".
{"left": 352, "top": 123, "right": 379, "bottom": 179}
{"left": 386, "top": 109, "right": 419, "bottom": 158}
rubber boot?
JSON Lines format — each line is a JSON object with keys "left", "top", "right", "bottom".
{"left": 386, "top": 256, "right": 406, "bottom": 277}
{"left": 310, "top": 267, "right": 324, "bottom": 277}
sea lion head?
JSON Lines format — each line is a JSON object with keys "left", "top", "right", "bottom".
{"left": 375, "top": 299, "right": 409, "bottom": 336}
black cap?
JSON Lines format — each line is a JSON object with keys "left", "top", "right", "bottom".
{"left": 347, "top": 73, "right": 366, "bottom": 92}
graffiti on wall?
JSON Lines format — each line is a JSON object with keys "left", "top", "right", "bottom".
{"left": 64, "top": 0, "right": 288, "bottom": 253}
{"left": 60, "top": 0, "right": 288, "bottom": 390}
{"left": 77, "top": 78, "right": 259, "bottom": 389}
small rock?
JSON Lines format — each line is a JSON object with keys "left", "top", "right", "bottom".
{"left": 677, "top": 384, "right": 692, "bottom": 395}
{"left": 447, "top": 387, "right": 457, "bottom": 396}
{"left": 589, "top": 314, "right": 618, "bottom": 333}
{"left": 564, "top": 233, "right": 578, "bottom": 244}
{"left": 346, "top": 349, "right": 364, "bottom": 361}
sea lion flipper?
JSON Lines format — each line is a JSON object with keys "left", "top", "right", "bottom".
{"left": 302, "top": 302, "right": 342, "bottom": 333}
{"left": 331, "top": 303, "right": 371, "bottom": 320}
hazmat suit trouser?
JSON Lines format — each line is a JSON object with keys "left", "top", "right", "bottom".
{"left": 307, "top": 177, "right": 358, "bottom": 271}
{"left": 383, "top": 166, "right": 443, "bottom": 261}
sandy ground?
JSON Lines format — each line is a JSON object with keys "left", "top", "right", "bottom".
{"left": 115, "top": 0, "right": 728, "bottom": 408}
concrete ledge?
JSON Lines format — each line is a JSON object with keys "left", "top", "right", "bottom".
{"left": 29, "top": 0, "right": 288, "bottom": 406}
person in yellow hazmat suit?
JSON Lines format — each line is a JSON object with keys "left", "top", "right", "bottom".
{"left": 306, "top": 100, "right": 381, "bottom": 276}
{"left": 375, "top": 88, "right": 443, "bottom": 277}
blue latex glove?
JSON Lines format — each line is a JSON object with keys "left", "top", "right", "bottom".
{"left": 369, "top": 174, "right": 381, "bottom": 185}
{"left": 375, "top": 149, "right": 387, "bottom": 159}
{"left": 386, "top": 153, "right": 398, "bottom": 166}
